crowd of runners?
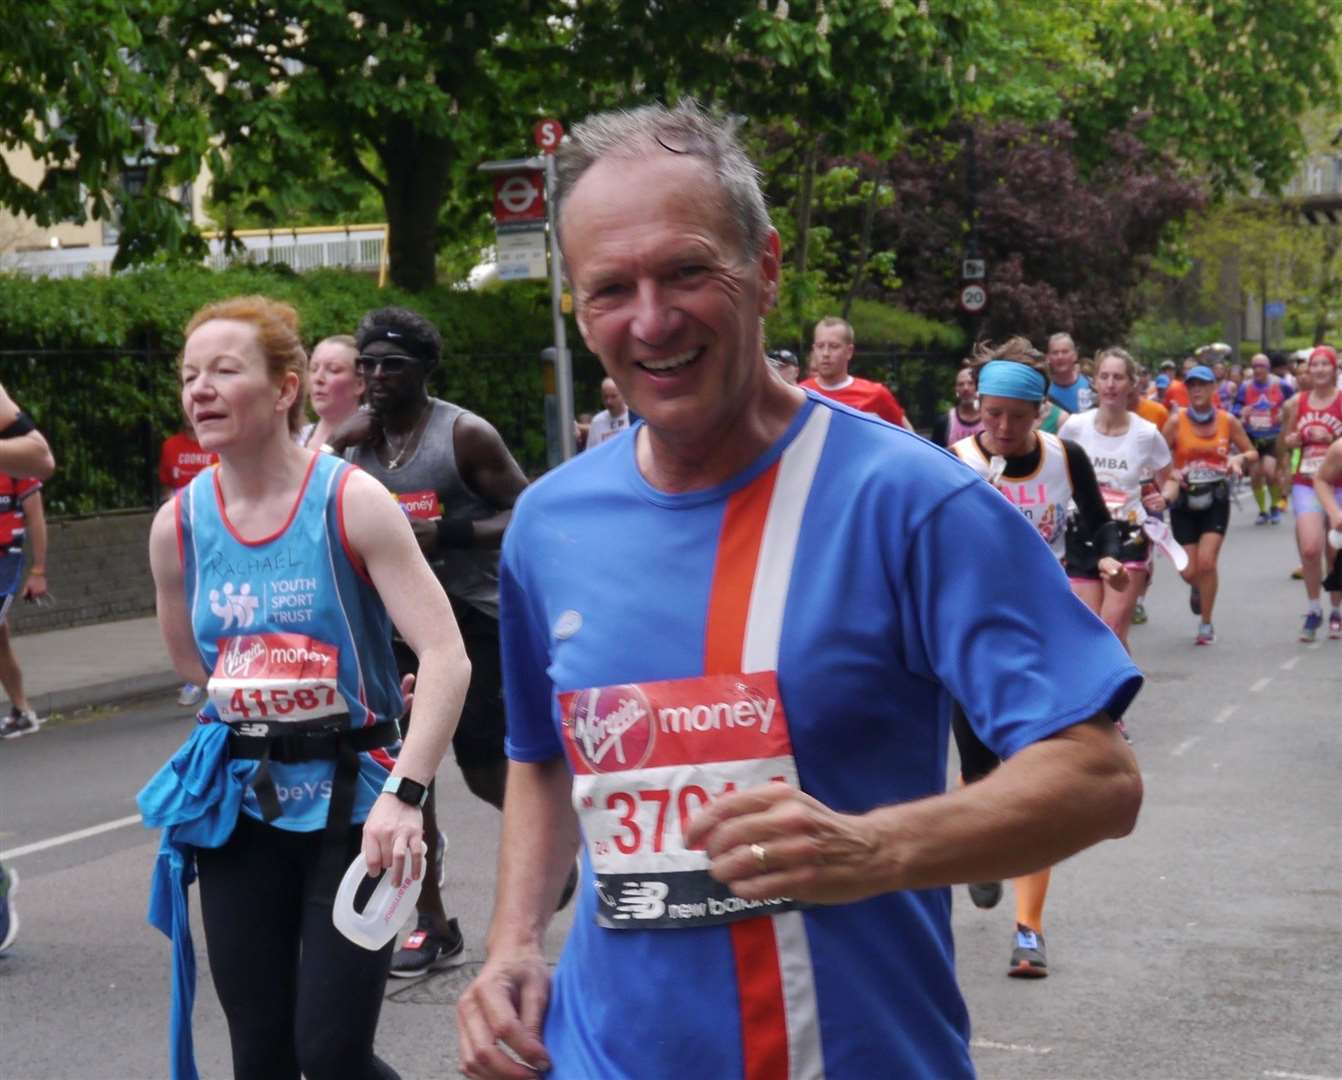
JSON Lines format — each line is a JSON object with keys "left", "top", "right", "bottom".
{"left": 0, "top": 99, "right": 1338, "bottom": 1080}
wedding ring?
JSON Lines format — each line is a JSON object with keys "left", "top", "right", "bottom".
{"left": 749, "top": 843, "right": 768, "bottom": 871}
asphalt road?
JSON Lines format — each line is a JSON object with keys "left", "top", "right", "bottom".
{"left": 1, "top": 497, "right": 1338, "bottom": 1080}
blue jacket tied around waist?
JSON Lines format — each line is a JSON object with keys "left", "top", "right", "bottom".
{"left": 138, "top": 721, "right": 251, "bottom": 1080}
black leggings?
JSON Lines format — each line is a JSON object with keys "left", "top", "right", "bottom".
{"left": 950, "top": 702, "right": 1000, "bottom": 785}
{"left": 196, "top": 815, "right": 400, "bottom": 1080}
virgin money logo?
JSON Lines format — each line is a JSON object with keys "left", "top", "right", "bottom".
{"left": 397, "top": 491, "right": 441, "bottom": 520}
{"left": 566, "top": 684, "right": 655, "bottom": 773}
{"left": 221, "top": 635, "right": 268, "bottom": 678}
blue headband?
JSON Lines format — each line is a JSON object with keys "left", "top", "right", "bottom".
{"left": 977, "top": 360, "right": 1047, "bottom": 402}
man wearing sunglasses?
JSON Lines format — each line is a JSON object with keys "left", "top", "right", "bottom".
{"left": 337, "top": 306, "right": 537, "bottom": 978}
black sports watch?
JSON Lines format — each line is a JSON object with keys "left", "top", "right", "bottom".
{"left": 381, "top": 774, "right": 429, "bottom": 807}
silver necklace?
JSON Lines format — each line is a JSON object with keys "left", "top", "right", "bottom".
{"left": 384, "top": 404, "right": 430, "bottom": 470}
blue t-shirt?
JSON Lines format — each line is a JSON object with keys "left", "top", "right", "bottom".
{"left": 178, "top": 452, "right": 402, "bottom": 831}
{"left": 501, "top": 393, "right": 1141, "bottom": 1079}
{"left": 1048, "top": 373, "right": 1094, "bottom": 414}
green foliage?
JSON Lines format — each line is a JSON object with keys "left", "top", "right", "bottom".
{"left": 0, "top": 268, "right": 570, "bottom": 513}
{"left": 846, "top": 299, "right": 967, "bottom": 351}
{"left": 765, "top": 294, "right": 963, "bottom": 352}
{"left": 1126, "top": 313, "right": 1224, "bottom": 366}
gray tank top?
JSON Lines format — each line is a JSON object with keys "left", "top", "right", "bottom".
{"left": 348, "top": 398, "right": 500, "bottom": 618}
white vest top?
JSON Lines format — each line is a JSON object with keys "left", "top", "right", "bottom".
{"left": 951, "top": 431, "right": 1075, "bottom": 557}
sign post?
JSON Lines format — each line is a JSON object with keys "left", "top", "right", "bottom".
{"left": 479, "top": 119, "right": 575, "bottom": 462}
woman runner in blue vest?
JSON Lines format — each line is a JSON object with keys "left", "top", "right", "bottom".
{"left": 141, "top": 296, "right": 470, "bottom": 1080}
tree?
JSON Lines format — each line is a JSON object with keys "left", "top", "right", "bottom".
{"left": 865, "top": 118, "right": 1204, "bottom": 348}
{"left": 1075, "top": 0, "right": 1342, "bottom": 195}
{"left": 0, "top": 1, "right": 210, "bottom": 267}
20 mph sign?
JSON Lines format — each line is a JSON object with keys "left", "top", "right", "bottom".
{"left": 959, "top": 283, "right": 988, "bottom": 314}
{"left": 493, "top": 172, "right": 545, "bottom": 225}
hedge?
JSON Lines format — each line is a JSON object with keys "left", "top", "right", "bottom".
{"left": 0, "top": 266, "right": 962, "bottom": 514}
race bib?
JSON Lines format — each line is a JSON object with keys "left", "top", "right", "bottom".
{"left": 1187, "top": 463, "right": 1227, "bottom": 484}
{"left": 559, "top": 673, "right": 801, "bottom": 930}
{"left": 1099, "top": 484, "right": 1135, "bottom": 522}
{"left": 208, "top": 632, "right": 346, "bottom": 726}
{"left": 396, "top": 489, "right": 442, "bottom": 520}
{"left": 1300, "top": 452, "right": 1324, "bottom": 476}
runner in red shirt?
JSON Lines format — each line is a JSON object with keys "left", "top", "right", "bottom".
{"left": 800, "top": 316, "right": 912, "bottom": 429}
{"left": 158, "top": 422, "right": 217, "bottom": 705}
{"left": 158, "top": 422, "right": 217, "bottom": 495}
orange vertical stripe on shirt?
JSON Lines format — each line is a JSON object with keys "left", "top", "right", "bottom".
{"left": 703, "top": 464, "right": 779, "bottom": 676}
{"left": 704, "top": 462, "right": 791, "bottom": 1080}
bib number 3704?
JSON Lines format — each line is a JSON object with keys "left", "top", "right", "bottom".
{"left": 559, "top": 672, "right": 803, "bottom": 930}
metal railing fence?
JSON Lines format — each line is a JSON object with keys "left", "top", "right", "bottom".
{"left": 0, "top": 346, "right": 962, "bottom": 517}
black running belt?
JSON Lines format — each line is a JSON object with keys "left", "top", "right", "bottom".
{"left": 228, "top": 720, "right": 402, "bottom": 902}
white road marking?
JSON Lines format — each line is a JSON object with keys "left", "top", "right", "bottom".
{"left": 971, "top": 1038, "right": 1054, "bottom": 1055}
{"left": 1250, "top": 676, "right": 1273, "bottom": 693}
{"left": 1172, "top": 736, "right": 1202, "bottom": 758}
{"left": 0, "top": 813, "right": 143, "bottom": 860}
{"left": 1263, "top": 1070, "right": 1342, "bottom": 1080}
{"left": 1213, "top": 705, "right": 1237, "bottom": 725}
{"left": 1280, "top": 656, "right": 1301, "bottom": 671}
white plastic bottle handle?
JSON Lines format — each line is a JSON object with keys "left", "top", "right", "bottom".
{"left": 332, "top": 841, "right": 429, "bottom": 951}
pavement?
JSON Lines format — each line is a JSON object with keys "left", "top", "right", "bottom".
{"left": 5, "top": 616, "right": 180, "bottom": 719}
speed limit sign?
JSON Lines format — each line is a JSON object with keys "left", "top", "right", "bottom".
{"left": 534, "top": 118, "right": 564, "bottom": 154}
{"left": 959, "top": 283, "right": 988, "bottom": 314}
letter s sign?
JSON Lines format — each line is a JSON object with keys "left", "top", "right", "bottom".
{"left": 534, "top": 118, "right": 564, "bottom": 154}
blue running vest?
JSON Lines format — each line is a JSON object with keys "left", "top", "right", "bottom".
{"left": 177, "top": 452, "right": 402, "bottom": 831}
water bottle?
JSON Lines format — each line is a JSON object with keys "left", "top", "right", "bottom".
{"left": 1329, "top": 527, "right": 1342, "bottom": 549}
{"left": 332, "top": 841, "right": 428, "bottom": 951}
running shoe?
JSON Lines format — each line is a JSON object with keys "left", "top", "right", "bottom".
{"left": 1254, "top": 511, "right": 1270, "bottom": 526}
{"left": 389, "top": 915, "right": 464, "bottom": 978}
{"left": 1132, "top": 600, "right": 1147, "bottom": 626}
{"left": 1269, "top": 507, "right": 1282, "bottom": 525}
{"left": 1291, "top": 566, "right": 1304, "bottom": 580}
{"left": 967, "top": 881, "right": 1003, "bottom": 909}
{"left": 1196, "top": 622, "right": 1215, "bottom": 646}
{"left": 1007, "top": 923, "right": 1047, "bottom": 979}
{"left": 0, "top": 709, "right": 42, "bottom": 739}
{"left": 1300, "top": 611, "right": 1323, "bottom": 643}
{"left": 0, "top": 864, "right": 17, "bottom": 953}
{"left": 1331, "top": 610, "right": 1342, "bottom": 641}
{"left": 1189, "top": 584, "right": 1201, "bottom": 615}
{"left": 1276, "top": 496, "right": 1289, "bottom": 512}
{"left": 176, "top": 683, "right": 204, "bottom": 707}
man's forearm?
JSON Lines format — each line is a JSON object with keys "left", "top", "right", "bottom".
{"left": 486, "top": 757, "right": 581, "bottom": 954}
{"left": 867, "top": 717, "right": 1142, "bottom": 893}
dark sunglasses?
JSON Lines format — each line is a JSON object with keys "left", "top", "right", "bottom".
{"left": 355, "top": 352, "right": 421, "bottom": 374}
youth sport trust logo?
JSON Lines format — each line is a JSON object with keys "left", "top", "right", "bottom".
{"left": 566, "top": 684, "right": 655, "bottom": 773}
{"left": 210, "top": 582, "right": 259, "bottom": 630}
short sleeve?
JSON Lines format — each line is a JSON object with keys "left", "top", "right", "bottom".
{"left": 1145, "top": 423, "right": 1172, "bottom": 472}
{"left": 880, "top": 387, "right": 906, "bottom": 427}
{"left": 16, "top": 477, "right": 41, "bottom": 500}
{"left": 499, "top": 527, "right": 564, "bottom": 762}
{"left": 900, "top": 480, "right": 1143, "bottom": 758}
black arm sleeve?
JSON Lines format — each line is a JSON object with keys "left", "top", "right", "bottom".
{"left": 1063, "top": 439, "right": 1121, "bottom": 559}
{"left": 0, "top": 411, "right": 36, "bottom": 439}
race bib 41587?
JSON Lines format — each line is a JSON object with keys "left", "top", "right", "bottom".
{"left": 559, "top": 672, "right": 802, "bottom": 930}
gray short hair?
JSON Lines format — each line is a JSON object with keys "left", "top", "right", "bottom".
{"left": 555, "top": 98, "right": 770, "bottom": 261}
